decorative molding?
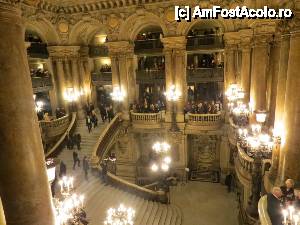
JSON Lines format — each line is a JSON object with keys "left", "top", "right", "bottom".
{"left": 47, "top": 45, "right": 81, "bottom": 58}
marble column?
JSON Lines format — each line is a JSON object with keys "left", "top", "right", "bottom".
{"left": 239, "top": 30, "right": 252, "bottom": 102}
{"left": 64, "top": 59, "right": 72, "bottom": 88}
{"left": 270, "top": 31, "right": 291, "bottom": 185}
{"left": 249, "top": 34, "right": 271, "bottom": 111}
{"left": 0, "top": 2, "right": 55, "bottom": 225}
{"left": 267, "top": 35, "right": 281, "bottom": 127}
{"left": 56, "top": 59, "right": 67, "bottom": 108}
{"left": 0, "top": 198, "right": 5, "bottom": 225}
{"left": 161, "top": 36, "right": 187, "bottom": 123}
{"left": 46, "top": 59, "right": 58, "bottom": 116}
{"left": 276, "top": 24, "right": 300, "bottom": 183}
{"left": 224, "top": 32, "right": 239, "bottom": 91}
{"left": 249, "top": 21, "right": 276, "bottom": 112}
{"left": 107, "top": 41, "right": 137, "bottom": 120}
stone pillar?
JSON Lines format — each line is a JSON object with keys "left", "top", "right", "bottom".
{"left": 106, "top": 41, "right": 137, "bottom": 120}
{"left": 270, "top": 31, "right": 291, "bottom": 185}
{"left": 239, "top": 30, "right": 252, "bottom": 102}
{"left": 55, "top": 59, "right": 66, "bottom": 107}
{"left": 267, "top": 35, "right": 281, "bottom": 127}
{"left": 161, "top": 36, "right": 187, "bottom": 123}
{"left": 224, "top": 32, "right": 239, "bottom": 91}
{"left": 249, "top": 22, "right": 275, "bottom": 111}
{"left": 64, "top": 59, "right": 72, "bottom": 88}
{"left": 46, "top": 59, "right": 58, "bottom": 116}
{"left": 0, "top": 2, "right": 55, "bottom": 225}
{"left": 276, "top": 21, "right": 300, "bottom": 183}
{"left": 0, "top": 198, "right": 6, "bottom": 225}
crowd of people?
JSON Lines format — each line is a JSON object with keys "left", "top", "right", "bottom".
{"left": 188, "top": 28, "right": 217, "bottom": 37}
{"left": 184, "top": 100, "right": 222, "bottom": 114}
{"left": 130, "top": 101, "right": 165, "bottom": 113}
{"left": 187, "top": 54, "right": 223, "bottom": 69}
{"left": 138, "top": 56, "right": 165, "bottom": 71}
{"left": 99, "top": 64, "right": 111, "bottom": 72}
{"left": 30, "top": 68, "right": 50, "bottom": 78}
{"left": 267, "top": 179, "right": 300, "bottom": 225}
{"left": 136, "top": 32, "right": 162, "bottom": 41}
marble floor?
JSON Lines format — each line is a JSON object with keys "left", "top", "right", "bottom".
{"left": 171, "top": 182, "right": 239, "bottom": 225}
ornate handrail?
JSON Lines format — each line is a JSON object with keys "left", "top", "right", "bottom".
{"left": 40, "top": 114, "right": 71, "bottom": 143}
{"left": 258, "top": 195, "right": 272, "bottom": 225}
{"left": 130, "top": 111, "right": 162, "bottom": 123}
{"left": 91, "top": 113, "right": 122, "bottom": 166}
{"left": 91, "top": 113, "right": 167, "bottom": 203}
{"left": 187, "top": 112, "right": 223, "bottom": 126}
{"left": 187, "top": 67, "right": 224, "bottom": 82}
{"left": 45, "top": 112, "right": 77, "bottom": 158}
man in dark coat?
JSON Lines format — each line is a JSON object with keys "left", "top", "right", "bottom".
{"left": 73, "top": 151, "right": 80, "bottom": 170}
{"left": 267, "top": 187, "right": 283, "bottom": 225}
{"left": 82, "top": 156, "right": 89, "bottom": 181}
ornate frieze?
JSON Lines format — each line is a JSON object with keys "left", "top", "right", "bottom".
{"left": 47, "top": 45, "right": 81, "bottom": 58}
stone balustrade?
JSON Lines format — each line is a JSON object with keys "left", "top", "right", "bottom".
{"left": 40, "top": 114, "right": 71, "bottom": 144}
{"left": 187, "top": 67, "right": 224, "bottom": 83}
{"left": 91, "top": 72, "right": 112, "bottom": 85}
{"left": 130, "top": 111, "right": 162, "bottom": 129}
{"left": 258, "top": 195, "right": 272, "bottom": 225}
{"left": 186, "top": 112, "right": 223, "bottom": 131}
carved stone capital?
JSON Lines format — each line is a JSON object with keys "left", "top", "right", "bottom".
{"left": 47, "top": 46, "right": 81, "bottom": 59}
{"left": 161, "top": 36, "right": 186, "bottom": 51}
{"left": 106, "top": 41, "right": 134, "bottom": 54}
{"left": 0, "top": 1, "right": 22, "bottom": 25}
{"left": 224, "top": 32, "right": 240, "bottom": 50}
{"left": 238, "top": 29, "right": 253, "bottom": 50}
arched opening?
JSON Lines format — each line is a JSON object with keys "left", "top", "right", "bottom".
{"left": 185, "top": 21, "right": 224, "bottom": 112}
{"left": 25, "top": 30, "right": 49, "bottom": 58}
{"left": 134, "top": 25, "right": 166, "bottom": 112}
{"left": 89, "top": 31, "right": 113, "bottom": 110}
{"left": 26, "top": 30, "right": 53, "bottom": 119}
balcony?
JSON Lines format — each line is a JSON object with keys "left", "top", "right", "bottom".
{"left": 27, "top": 43, "right": 49, "bottom": 59}
{"left": 91, "top": 72, "right": 112, "bottom": 85}
{"left": 89, "top": 45, "right": 109, "bottom": 57}
{"left": 134, "top": 39, "right": 163, "bottom": 54}
{"left": 186, "top": 112, "right": 223, "bottom": 132}
{"left": 31, "top": 76, "right": 53, "bottom": 93}
{"left": 186, "top": 35, "right": 224, "bottom": 51}
{"left": 187, "top": 67, "right": 224, "bottom": 83}
{"left": 136, "top": 69, "right": 165, "bottom": 84}
{"left": 130, "top": 111, "right": 163, "bottom": 129}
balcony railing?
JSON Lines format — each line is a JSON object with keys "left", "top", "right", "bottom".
{"left": 130, "top": 111, "right": 163, "bottom": 129}
{"left": 186, "top": 35, "right": 224, "bottom": 50}
{"left": 31, "top": 76, "right": 53, "bottom": 93}
{"left": 187, "top": 112, "right": 223, "bottom": 129}
{"left": 89, "top": 45, "right": 109, "bottom": 57}
{"left": 91, "top": 72, "right": 112, "bottom": 85}
{"left": 134, "top": 39, "right": 163, "bottom": 53}
{"left": 187, "top": 67, "right": 224, "bottom": 82}
{"left": 136, "top": 69, "right": 165, "bottom": 84}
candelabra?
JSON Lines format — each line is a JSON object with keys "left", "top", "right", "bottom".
{"left": 165, "top": 85, "right": 181, "bottom": 132}
{"left": 282, "top": 206, "right": 300, "bottom": 225}
{"left": 58, "top": 176, "right": 74, "bottom": 196}
{"left": 104, "top": 204, "right": 135, "bottom": 225}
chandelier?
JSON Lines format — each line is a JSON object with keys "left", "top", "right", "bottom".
{"left": 104, "top": 204, "right": 135, "bottom": 225}
{"left": 33, "top": 94, "right": 44, "bottom": 112}
{"left": 151, "top": 141, "right": 172, "bottom": 172}
{"left": 282, "top": 205, "right": 300, "bottom": 225}
{"left": 58, "top": 176, "right": 74, "bottom": 196}
{"left": 64, "top": 87, "right": 84, "bottom": 102}
{"left": 152, "top": 141, "right": 171, "bottom": 153}
{"left": 225, "top": 84, "right": 245, "bottom": 102}
{"left": 164, "top": 85, "right": 181, "bottom": 101}
{"left": 110, "top": 86, "right": 126, "bottom": 102}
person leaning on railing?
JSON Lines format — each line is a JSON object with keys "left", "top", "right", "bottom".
{"left": 267, "top": 187, "right": 283, "bottom": 225}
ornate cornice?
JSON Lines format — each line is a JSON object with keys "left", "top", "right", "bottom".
{"left": 106, "top": 41, "right": 134, "bottom": 54}
{"left": 161, "top": 36, "right": 186, "bottom": 51}
{"left": 47, "top": 45, "right": 81, "bottom": 58}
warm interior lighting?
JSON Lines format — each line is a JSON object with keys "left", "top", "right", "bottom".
{"left": 100, "top": 57, "right": 111, "bottom": 66}
{"left": 152, "top": 141, "right": 170, "bottom": 153}
{"left": 37, "top": 63, "right": 44, "bottom": 70}
{"left": 35, "top": 100, "right": 44, "bottom": 112}
{"left": 151, "top": 163, "right": 158, "bottom": 172}
{"left": 164, "top": 85, "right": 181, "bottom": 101}
{"left": 110, "top": 86, "right": 126, "bottom": 102}
{"left": 64, "top": 87, "right": 84, "bottom": 102}
{"left": 256, "top": 111, "right": 267, "bottom": 123}
{"left": 161, "top": 163, "right": 169, "bottom": 172}
{"left": 104, "top": 204, "right": 135, "bottom": 225}
{"left": 95, "top": 34, "right": 107, "bottom": 44}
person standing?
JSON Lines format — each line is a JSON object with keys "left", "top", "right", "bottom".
{"left": 86, "top": 115, "right": 92, "bottom": 133}
{"left": 108, "top": 105, "right": 114, "bottom": 122}
{"left": 76, "top": 133, "right": 81, "bottom": 150}
{"left": 267, "top": 187, "right": 283, "bottom": 225}
{"left": 225, "top": 173, "right": 233, "bottom": 193}
{"left": 82, "top": 156, "right": 89, "bottom": 181}
{"left": 59, "top": 161, "right": 67, "bottom": 177}
{"left": 73, "top": 151, "right": 80, "bottom": 170}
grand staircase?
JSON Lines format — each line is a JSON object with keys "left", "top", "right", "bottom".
{"left": 56, "top": 118, "right": 182, "bottom": 225}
